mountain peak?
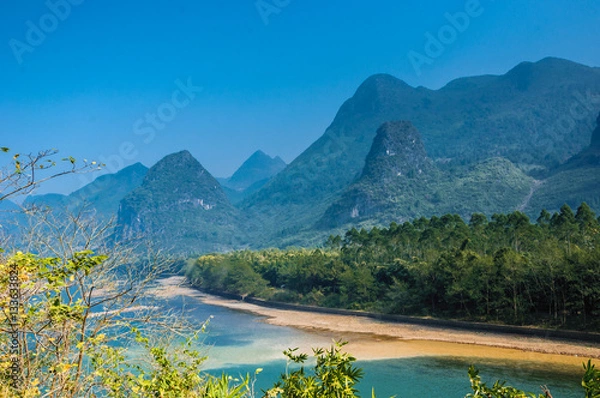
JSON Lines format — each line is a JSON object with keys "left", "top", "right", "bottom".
{"left": 361, "top": 73, "right": 403, "bottom": 85}
{"left": 123, "top": 162, "right": 148, "bottom": 173}
{"left": 144, "top": 150, "right": 209, "bottom": 183}
{"left": 502, "top": 57, "right": 594, "bottom": 91}
{"left": 227, "top": 150, "right": 286, "bottom": 190}
{"left": 144, "top": 150, "right": 221, "bottom": 194}
{"left": 246, "top": 150, "right": 275, "bottom": 163}
{"left": 316, "top": 121, "right": 436, "bottom": 229}
{"left": 355, "top": 74, "right": 412, "bottom": 97}
{"left": 362, "top": 121, "right": 430, "bottom": 181}
{"left": 536, "top": 56, "right": 580, "bottom": 67}
{"left": 329, "top": 73, "right": 420, "bottom": 130}
{"left": 245, "top": 58, "right": 600, "bottom": 243}
{"left": 510, "top": 57, "right": 582, "bottom": 72}
{"left": 161, "top": 149, "right": 195, "bottom": 164}
{"left": 116, "top": 151, "right": 241, "bottom": 253}
{"left": 68, "top": 161, "right": 148, "bottom": 217}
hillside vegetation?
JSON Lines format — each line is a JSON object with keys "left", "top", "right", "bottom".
{"left": 116, "top": 151, "right": 248, "bottom": 253}
{"left": 242, "top": 58, "right": 600, "bottom": 243}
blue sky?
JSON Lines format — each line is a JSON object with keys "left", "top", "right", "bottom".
{"left": 1, "top": 0, "right": 599, "bottom": 194}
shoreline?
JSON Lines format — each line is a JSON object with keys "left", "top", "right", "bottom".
{"left": 152, "top": 277, "right": 600, "bottom": 367}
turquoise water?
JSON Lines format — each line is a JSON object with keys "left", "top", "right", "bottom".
{"left": 214, "top": 357, "right": 581, "bottom": 398}
{"left": 161, "top": 295, "right": 583, "bottom": 397}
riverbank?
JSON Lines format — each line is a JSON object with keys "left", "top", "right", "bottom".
{"left": 152, "top": 276, "right": 600, "bottom": 367}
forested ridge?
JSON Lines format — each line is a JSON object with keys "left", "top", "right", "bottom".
{"left": 187, "top": 203, "right": 600, "bottom": 331}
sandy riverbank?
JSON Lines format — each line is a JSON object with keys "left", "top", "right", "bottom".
{"left": 152, "top": 277, "right": 600, "bottom": 367}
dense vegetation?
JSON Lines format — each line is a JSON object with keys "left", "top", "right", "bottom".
{"left": 2, "top": 150, "right": 600, "bottom": 397}
{"left": 525, "top": 166, "right": 600, "bottom": 215}
{"left": 187, "top": 203, "right": 600, "bottom": 331}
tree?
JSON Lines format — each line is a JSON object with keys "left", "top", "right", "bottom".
{"left": 506, "top": 212, "right": 533, "bottom": 253}
{"left": 469, "top": 213, "right": 487, "bottom": 229}
{"left": 575, "top": 203, "right": 598, "bottom": 230}
{"left": 0, "top": 148, "right": 98, "bottom": 202}
{"left": 575, "top": 203, "right": 599, "bottom": 249}
{"left": 0, "top": 211, "right": 187, "bottom": 396}
{"left": 325, "top": 235, "right": 342, "bottom": 250}
{"left": 493, "top": 248, "right": 529, "bottom": 322}
{"left": 265, "top": 341, "right": 365, "bottom": 398}
{"left": 466, "top": 366, "right": 549, "bottom": 398}
{"left": 537, "top": 209, "right": 552, "bottom": 227}
{"left": 582, "top": 360, "right": 600, "bottom": 398}
{"left": 551, "top": 204, "right": 578, "bottom": 255}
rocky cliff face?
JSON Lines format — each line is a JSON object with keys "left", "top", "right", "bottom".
{"left": 318, "top": 121, "right": 537, "bottom": 229}
{"left": 361, "top": 121, "right": 431, "bottom": 182}
{"left": 318, "top": 121, "right": 437, "bottom": 228}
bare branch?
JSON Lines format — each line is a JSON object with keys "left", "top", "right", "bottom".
{"left": 0, "top": 148, "right": 101, "bottom": 202}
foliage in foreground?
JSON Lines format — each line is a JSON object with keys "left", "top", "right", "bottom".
{"left": 265, "top": 341, "right": 364, "bottom": 398}
{"left": 1, "top": 252, "right": 599, "bottom": 397}
{"left": 466, "top": 360, "right": 600, "bottom": 398}
{"left": 0, "top": 247, "right": 363, "bottom": 398}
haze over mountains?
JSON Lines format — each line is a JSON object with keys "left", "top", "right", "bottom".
{"left": 218, "top": 151, "right": 287, "bottom": 204}
{"left": 6, "top": 57, "right": 600, "bottom": 253}
{"left": 23, "top": 163, "right": 148, "bottom": 222}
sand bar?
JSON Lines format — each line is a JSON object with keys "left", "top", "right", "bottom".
{"left": 152, "top": 277, "right": 600, "bottom": 368}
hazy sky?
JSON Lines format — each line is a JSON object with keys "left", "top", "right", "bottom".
{"left": 1, "top": 0, "right": 599, "bottom": 194}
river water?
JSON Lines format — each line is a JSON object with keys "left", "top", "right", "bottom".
{"left": 155, "top": 294, "right": 585, "bottom": 397}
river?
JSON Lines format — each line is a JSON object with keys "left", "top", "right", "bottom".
{"left": 152, "top": 292, "right": 585, "bottom": 397}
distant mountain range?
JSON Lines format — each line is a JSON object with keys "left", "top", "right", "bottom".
{"left": 23, "top": 162, "right": 148, "bottom": 221}
{"left": 7, "top": 57, "right": 600, "bottom": 253}
{"left": 218, "top": 150, "right": 286, "bottom": 204}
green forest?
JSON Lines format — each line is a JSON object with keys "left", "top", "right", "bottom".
{"left": 187, "top": 203, "right": 600, "bottom": 331}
